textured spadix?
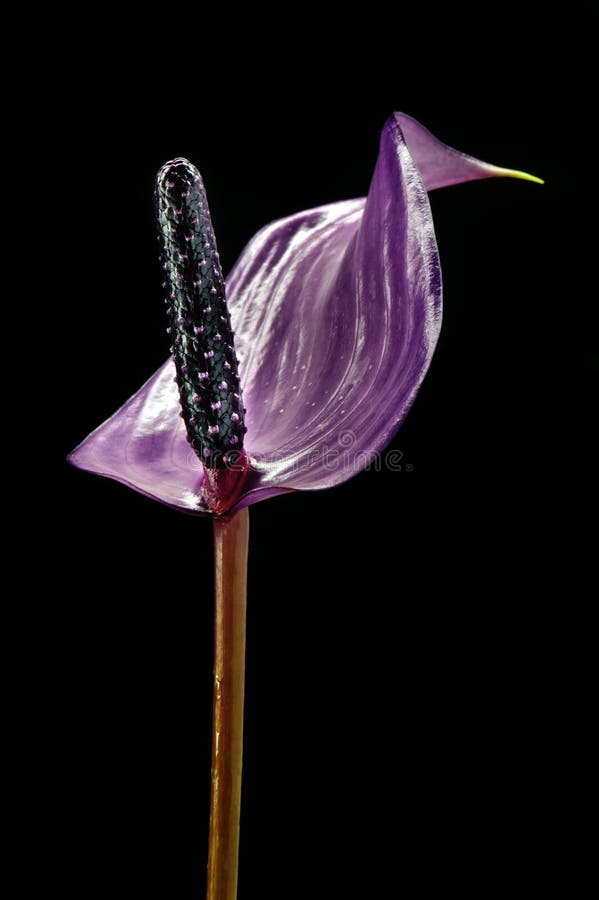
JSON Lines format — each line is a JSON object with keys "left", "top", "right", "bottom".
{"left": 68, "top": 113, "right": 540, "bottom": 514}
{"left": 156, "top": 158, "right": 246, "bottom": 467}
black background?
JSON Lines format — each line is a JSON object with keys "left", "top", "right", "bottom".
{"left": 46, "top": 8, "right": 595, "bottom": 898}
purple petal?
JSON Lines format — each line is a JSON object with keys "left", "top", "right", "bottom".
{"left": 70, "top": 112, "right": 535, "bottom": 512}
{"left": 68, "top": 362, "right": 207, "bottom": 512}
{"left": 227, "top": 114, "right": 440, "bottom": 491}
{"left": 395, "top": 112, "right": 543, "bottom": 191}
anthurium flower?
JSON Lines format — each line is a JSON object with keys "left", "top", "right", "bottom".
{"left": 68, "top": 113, "right": 540, "bottom": 515}
{"left": 68, "top": 112, "right": 540, "bottom": 900}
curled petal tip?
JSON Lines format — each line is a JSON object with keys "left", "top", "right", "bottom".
{"left": 493, "top": 166, "right": 544, "bottom": 185}
{"left": 392, "top": 112, "right": 544, "bottom": 191}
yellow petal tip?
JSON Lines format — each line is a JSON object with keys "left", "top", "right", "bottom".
{"left": 496, "top": 166, "right": 544, "bottom": 185}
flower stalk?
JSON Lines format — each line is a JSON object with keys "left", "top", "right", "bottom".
{"left": 207, "top": 508, "right": 250, "bottom": 900}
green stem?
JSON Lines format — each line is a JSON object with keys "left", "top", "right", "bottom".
{"left": 207, "top": 508, "right": 249, "bottom": 900}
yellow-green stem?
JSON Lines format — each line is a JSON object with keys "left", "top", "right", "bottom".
{"left": 207, "top": 508, "right": 249, "bottom": 900}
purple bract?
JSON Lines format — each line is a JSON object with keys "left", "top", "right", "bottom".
{"left": 68, "top": 113, "right": 539, "bottom": 515}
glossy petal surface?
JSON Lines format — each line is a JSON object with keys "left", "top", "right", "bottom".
{"left": 229, "top": 114, "right": 441, "bottom": 492}
{"left": 69, "top": 363, "right": 206, "bottom": 511}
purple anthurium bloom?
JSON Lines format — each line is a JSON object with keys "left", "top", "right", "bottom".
{"left": 68, "top": 113, "right": 540, "bottom": 515}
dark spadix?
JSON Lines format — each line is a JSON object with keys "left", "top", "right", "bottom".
{"left": 155, "top": 158, "right": 246, "bottom": 468}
